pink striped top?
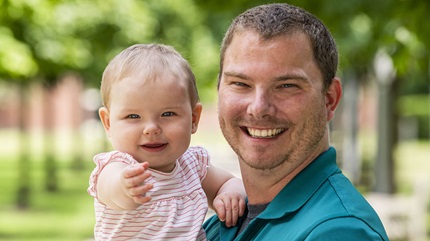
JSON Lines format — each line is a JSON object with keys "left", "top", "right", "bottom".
{"left": 88, "top": 146, "right": 210, "bottom": 240}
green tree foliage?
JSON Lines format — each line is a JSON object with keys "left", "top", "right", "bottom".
{"left": 1, "top": 0, "right": 428, "bottom": 94}
{"left": 0, "top": 0, "right": 221, "bottom": 98}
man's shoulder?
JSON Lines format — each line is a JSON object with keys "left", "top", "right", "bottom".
{"left": 307, "top": 173, "right": 389, "bottom": 240}
{"left": 326, "top": 173, "right": 376, "bottom": 216}
{"left": 304, "top": 216, "right": 389, "bottom": 241}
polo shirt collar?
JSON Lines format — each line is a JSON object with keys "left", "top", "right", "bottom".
{"left": 258, "top": 147, "right": 339, "bottom": 219}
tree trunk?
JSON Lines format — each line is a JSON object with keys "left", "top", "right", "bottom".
{"left": 374, "top": 77, "right": 398, "bottom": 193}
{"left": 342, "top": 71, "right": 361, "bottom": 185}
{"left": 16, "top": 83, "right": 31, "bottom": 209}
{"left": 43, "top": 86, "right": 58, "bottom": 192}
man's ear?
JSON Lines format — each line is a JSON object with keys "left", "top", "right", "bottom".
{"left": 191, "top": 103, "right": 203, "bottom": 134}
{"left": 98, "top": 107, "right": 111, "bottom": 134}
{"left": 325, "top": 77, "right": 342, "bottom": 122}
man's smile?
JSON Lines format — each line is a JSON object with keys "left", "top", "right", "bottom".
{"left": 244, "top": 127, "right": 285, "bottom": 138}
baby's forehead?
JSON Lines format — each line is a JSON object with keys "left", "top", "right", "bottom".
{"left": 124, "top": 69, "right": 187, "bottom": 86}
{"left": 113, "top": 73, "right": 190, "bottom": 103}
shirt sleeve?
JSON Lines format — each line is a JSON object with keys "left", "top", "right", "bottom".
{"left": 304, "top": 217, "right": 386, "bottom": 241}
{"left": 187, "top": 146, "right": 210, "bottom": 181}
{"left": 87, "top": 151, "right": 138, "bottom": 198}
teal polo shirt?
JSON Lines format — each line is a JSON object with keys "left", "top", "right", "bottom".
{"left": 203, "top": 147, "right": 389, "bottom": 241}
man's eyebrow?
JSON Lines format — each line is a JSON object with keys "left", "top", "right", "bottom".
{"left": 223, "top": 71, "right": 250, "bottom": 80}
{"left": 274, "top": 73, "right": 309, "bottom": 82}
{"left": 224, "top": 71, "right": 309, "bottom": 82}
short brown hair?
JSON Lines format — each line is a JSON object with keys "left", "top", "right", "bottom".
{"left": 219, "top": 3, "right": 338, "bottom": 90}
{"left": 101, "top": 44, "right": 199, "bottom": 108}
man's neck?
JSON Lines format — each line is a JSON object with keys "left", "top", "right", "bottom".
{"left": 240, "top": 147, "right": 326, "bottom": 204}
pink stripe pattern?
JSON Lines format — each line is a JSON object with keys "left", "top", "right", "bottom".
{"left": 88, "top": 146, "right": 210, "bottom": 240}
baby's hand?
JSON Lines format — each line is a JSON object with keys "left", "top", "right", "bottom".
{"left": 121, "top": 162, "right": 153, "bottom": 204}
{"left": 213, "top": 192, "right": 246, "bottom": 227}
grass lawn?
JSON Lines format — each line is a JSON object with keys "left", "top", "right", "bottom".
{"left": 0, "top": 158, "right": 95, "bottom": 241}
{"left": 0, "top": 130, "right": 96, "bottom": 241}
{"left": 0, "top": 164, "right": 95, "bottom": 240}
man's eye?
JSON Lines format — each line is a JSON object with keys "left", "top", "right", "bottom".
{"left": 280, "top": 83, "right": 297, "bottom": 88}
{"left": 162, "top": 112, "right": 175, "bottom": 117}
{"left": 233, "top": 82, "right": 249, "bottom": 87}
{"left": 127, "top": 114, "right": 140, "bottom": 119}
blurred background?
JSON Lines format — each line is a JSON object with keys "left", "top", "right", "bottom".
{"left": 0, "top": 0, "right": 429, "bottom": 240}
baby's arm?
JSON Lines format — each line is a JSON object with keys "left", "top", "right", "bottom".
{"left": 201, "top": 164, "right": 246, "bottom": 227}
{"left": 96, "top": 161, "right": 153, "bottom": 210}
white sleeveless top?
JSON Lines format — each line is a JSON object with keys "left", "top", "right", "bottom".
{"left": 88, "top": 146, "right": 210, "bottom": 240}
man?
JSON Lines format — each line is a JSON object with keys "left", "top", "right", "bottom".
{"left": 203, "top": 3, "right": 389, "bottom": 241}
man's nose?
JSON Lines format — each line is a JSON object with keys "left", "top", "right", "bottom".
{"left": 246, "top": 89, "right": 275, "bottom": 119}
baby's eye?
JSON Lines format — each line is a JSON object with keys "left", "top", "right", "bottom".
{"left": 161, "top": 112, "right": 175, "bottom": 117}
{"left": 127, "top": 114, "right": 140, "bottom": 119}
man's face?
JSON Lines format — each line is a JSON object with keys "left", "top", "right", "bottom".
{"left": 218, "top": 30, "right": 336, "bottom": 172}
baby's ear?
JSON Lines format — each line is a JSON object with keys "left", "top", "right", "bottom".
{"left": 99, "top": 107, "right": 111, "bottom": 134}
{"left": 191, "top": 103, "right": 203, "bottom": 134}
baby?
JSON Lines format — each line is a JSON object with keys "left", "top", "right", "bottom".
{"left": 88, "top": 43, "right": 246, "bottom": 240}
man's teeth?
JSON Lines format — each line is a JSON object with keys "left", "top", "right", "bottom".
{"left": 248, "top": 128, "right": 284, "bottom": 138}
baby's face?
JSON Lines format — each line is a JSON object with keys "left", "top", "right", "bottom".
{"left": 103, "top": 73, "right": 200, "bottom": 172}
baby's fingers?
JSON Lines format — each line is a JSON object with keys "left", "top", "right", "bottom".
{"left": 213, "top": 198, "right": 226, "bottom": 222}
{"left": 224, "top": 198, "right": 239, "bottom": 227}
{"left": 214, "top": 197, "right": 238, "bottom": 227}
{"left": 238, "top": 197, "right": 246, "bottom": 217}
{"left": 123, "top": 162, "right": 149, "bottom": 178}
{"left": 215, "top": 195, "right": 246, "bottom": 227}
{"left": 124, "top": 171, "right": 151, "bottom": 188}
{"left": 129, "top": 183, "right": 153, "bottom": 204}
{"left": 122, "top": 165, "right": 151, "bottom": 188}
